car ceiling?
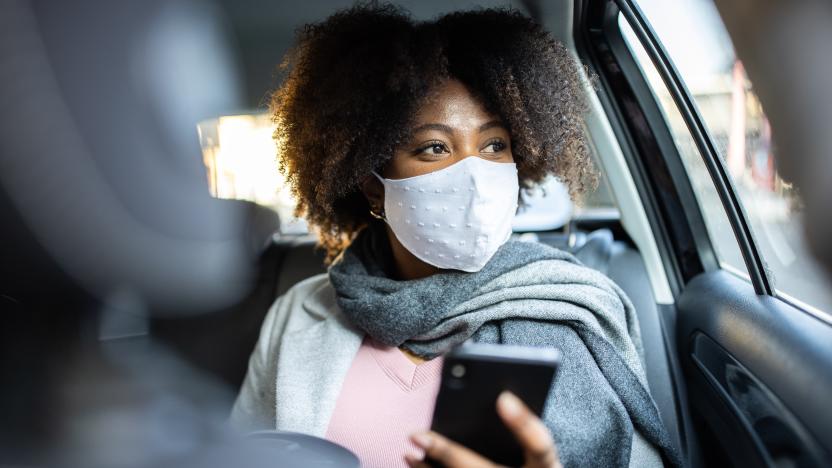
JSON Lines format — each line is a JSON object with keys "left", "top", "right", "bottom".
{"left": 215, "top": 0, "right": 546, "bottom": 107}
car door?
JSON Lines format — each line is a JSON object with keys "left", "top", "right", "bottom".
{"left": 573, "top": 0, "right": 832, "bottom": 467}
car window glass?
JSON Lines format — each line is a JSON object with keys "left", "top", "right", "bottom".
{"left": 198, "top": 113, "right": 309, "bottom": 234}
{"left": 625, "top": 0, "right": 832, "bottom": 316}
{"left": 618, "top": 14, "right": 748, "bottom": 280}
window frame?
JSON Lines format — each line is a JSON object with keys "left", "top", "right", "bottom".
{"left": 574, "top": 0, "right": 773, "bottom": 297}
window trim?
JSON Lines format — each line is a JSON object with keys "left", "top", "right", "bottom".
{"left": 576, "top": 0, "right": 711, "bottom": 297}
{"left": 576, "top": 0, "right": 772, "bottom": 296}
{"left": 611, "top": 0, "right": 773, "bottom": 296}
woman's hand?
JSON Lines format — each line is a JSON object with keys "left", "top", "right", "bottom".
{"left": 405, "top": 391, "right": 562, "bottom": 468}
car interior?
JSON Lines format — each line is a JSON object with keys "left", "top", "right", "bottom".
{"left": 1, "top": 0, "right": 831, "bottom": 467}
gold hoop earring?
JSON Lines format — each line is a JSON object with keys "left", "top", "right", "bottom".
{"left": 369, "top": 205, "right": 386, "bottom": 220}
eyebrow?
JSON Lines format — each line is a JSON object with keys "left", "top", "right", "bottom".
{"left": 411, "top": 123, "right": 455, "bottom": 136}
{"left": 410, "top": 120, "right": 507, "bottom": 136}
{"left": 479, "top": 120, "right": 506, "bottom": 132}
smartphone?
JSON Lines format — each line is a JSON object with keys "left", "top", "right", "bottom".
{"left": 428, "top": 343, "right": 560, "bottom": 467}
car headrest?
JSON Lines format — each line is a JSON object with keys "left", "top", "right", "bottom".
{"left": 0, "top": 0, "right": 254, "bottom": 313}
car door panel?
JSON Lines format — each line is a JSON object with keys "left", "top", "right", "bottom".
{"left": 678, "top": 272, "right": 832, "bottom": 467}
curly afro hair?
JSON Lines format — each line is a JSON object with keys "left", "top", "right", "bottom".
{"left": 271, "top": 3, "right": 596, "bottom": 262}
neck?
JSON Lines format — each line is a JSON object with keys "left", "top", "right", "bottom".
{"left": 384, "top": 225, "right": 439, "bottom": 281}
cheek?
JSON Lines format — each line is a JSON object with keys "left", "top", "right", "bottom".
{"left": 383, "top": 151, "right": 417, "bottom": 179}
{"left": 495, "top": 148, "right": 515, "bottom": 164}
{"left": 384, "top": 151, "right": 449, "bottom": 179}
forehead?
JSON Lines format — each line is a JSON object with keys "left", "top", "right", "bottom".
{"left": 411, "top": 79, "right": 499, "bottom": 129}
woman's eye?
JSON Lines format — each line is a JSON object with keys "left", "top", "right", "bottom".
{"left": 416, "top": 142, "right": 450, "bottom": 156}
{"left": 482, "top": 140, "right": 507, "bottom": 153}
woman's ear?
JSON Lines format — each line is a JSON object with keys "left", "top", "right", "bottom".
{"left": 361, "top": 175, "right": 385, "bottom": 213}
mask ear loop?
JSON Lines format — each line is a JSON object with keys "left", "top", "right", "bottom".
{"left": 369, "top": 171, "right": 387, "bottom": 221}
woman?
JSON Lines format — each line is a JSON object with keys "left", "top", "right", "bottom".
{"left": 232, "top": 5, "right": 679, "bottom": 468}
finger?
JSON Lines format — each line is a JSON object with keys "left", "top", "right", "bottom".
{"left": 411, "top": 431, "right": 495, "bottom": 468}
{"left": 404, "top": 453, "right": 432, "bottom": 468}
{"left": 496, "top": 391, "right": 561, "bottom": 468}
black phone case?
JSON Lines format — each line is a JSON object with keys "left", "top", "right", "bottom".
{"left": 428, "top": 348, "right": 559, "bottom": 467}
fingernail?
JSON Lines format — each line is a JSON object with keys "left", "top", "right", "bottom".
{"left": 411, "top": 432, "right": 433, "bottom": 449}
{"left": 499, "top": 391, "right": 522, "bottom": 417}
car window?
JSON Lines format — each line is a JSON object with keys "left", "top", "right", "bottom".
{"left": 197, "top": 113, "right": 618, "bottom": 234}
{"left": 623, "top": 0, "right": 832, "bottom": 316}
{"left": 198, "top": 113, "right": 309, "bottom": 234}
{"left": 575, "top": 150, "right": 618, "bottom": 219}
{"left": 617, "top": 15, "right": 748, "bottom": 279}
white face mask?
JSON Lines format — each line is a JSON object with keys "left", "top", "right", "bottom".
{"left": 373, "top": 157, "right": 519, "bottom": 272}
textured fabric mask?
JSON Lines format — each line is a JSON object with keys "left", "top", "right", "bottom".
{"left": 373, "top": 157, "right": 519, "bottom": 272}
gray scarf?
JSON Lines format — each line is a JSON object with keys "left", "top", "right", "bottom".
{"left": 328, "top": 223, "right": 681, "bottom": 468}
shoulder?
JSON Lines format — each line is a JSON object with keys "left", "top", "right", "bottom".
{"left": 260, "top": 273, "right": 339, "bottom": 341}
{"left": 501, "top": 239, "right": 581, "bottom": 266}
{"left": 500, "top": 240, "right": 628, "bottom": 299}
{"left": 280, "top": 272, "right": 334, "bottom": 308}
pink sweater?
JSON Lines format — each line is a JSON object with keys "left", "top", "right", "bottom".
{"left": 324, "top": 337, "right": 444, "bottom": 468}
